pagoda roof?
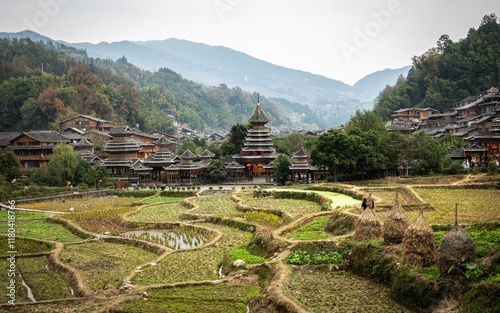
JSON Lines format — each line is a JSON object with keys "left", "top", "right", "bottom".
{"left": 464, "top": 143, "right": 488, "bottom": 152}
{"left": 155, "top": 135, "right": 175, "bottom": 146}
{"left": 293, "top": 147, "right": 308, "bottom": 157}
{"left": 179, "top": 149, "right": 197, "bottom": 159}
{"left": 199, "top": 149, "right": 215, "bottom": 158}
{"left": 248, "top": 103, "right": 270, "bottom": 125}
{"left": 73, "top": 138, "right": 93, "bottom": 147}
{"left": 103, "top": 140, "right": 141, "bottom": 153}
{"left": 225, "top": 160, "right": 245, "bottom": 169}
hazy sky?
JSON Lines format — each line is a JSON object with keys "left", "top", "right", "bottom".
{"left": 1, "top": 0, "right": 498, "bottom": 85}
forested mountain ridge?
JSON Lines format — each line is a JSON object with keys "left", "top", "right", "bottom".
{"left": 0, "top": 37, "right": 288, "bottom": 133}
{"left": 374, "top": 14, "right": 500, "bottom": 120}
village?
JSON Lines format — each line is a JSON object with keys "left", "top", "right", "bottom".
{"left": 0, "top": 87, "right": 499, "bottom": 188}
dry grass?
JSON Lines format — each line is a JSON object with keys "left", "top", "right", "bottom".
{"left": 18, "top": 197, "right": 137, "bottom": 213}
{"left": 414, "top": 188, "right": 500, "bottom": 224}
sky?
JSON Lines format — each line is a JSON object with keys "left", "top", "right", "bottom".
{"left": 0, "top": 0, "right": 498, "bottom": 85}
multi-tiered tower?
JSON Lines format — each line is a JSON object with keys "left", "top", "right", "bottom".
{"left": 235, "top": 99, "right": 277, "bottom": 176}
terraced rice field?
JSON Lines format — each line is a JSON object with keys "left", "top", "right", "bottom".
{"left": 127, "top": 202, "right": 190, "bottom": 222}
{"left": 287, "top": 267, "right": 412, "bottom": 312}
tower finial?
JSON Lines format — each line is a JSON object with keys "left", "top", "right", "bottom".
{"left": 258, "top": 93, "right": 260, "bottom": 104}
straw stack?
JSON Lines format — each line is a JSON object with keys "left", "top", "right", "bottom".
{"left": 439, "top": 204, "right": 475, "bottom": 275}
{"left": 383, "top": 192, "right": 410, "bottom": 245}
{"left": 354, "top": 207, "right": 382, "bottom": 241}
{"left": 402, "top": 211, "right": 436, "bottom": 267}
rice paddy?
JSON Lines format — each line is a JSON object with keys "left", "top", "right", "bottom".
{"left": 1, "top": 181, "right": 498, "bottom": 312}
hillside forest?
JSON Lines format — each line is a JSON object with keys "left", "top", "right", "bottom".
{"left": 0, "top": 39, "right": 287, "bottom": 134}
{"left": 374, "top": 13, "right": 500, "bottom": 120}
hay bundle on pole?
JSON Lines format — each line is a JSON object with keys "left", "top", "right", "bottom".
{"left": 383, "top": 192, "right": 409, "bottom": 245}
{"left": 367, "top": 193, "right": 374, "bottom": 210}
{"left": 402, "top": 211, "right": 436, "bottom": 267}
{"left": 439, "top": 204, "right": 475, "bottom": 275}
{"left": 354, "top": 207, "right": 382, "bottom": 241}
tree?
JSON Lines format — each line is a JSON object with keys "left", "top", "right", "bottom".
{"left": 47, "top": 144, "right": 80, "bottom": 185}
{"left": 274, "top": 154, "right": 291, "bottom": 185}
{"left": 0, "top": 151, "right": 20, "bottom": 182}
{"left": 437, "top": 34, "right": 453, "bottom": 53}
{"left": 221, "top": 124, "right": 250, "bottom": 156}
{"left": 310, "top": 129, "right": 354, "bottom": 182}
{"left": 83, "top": 165, "right": 107, "bottom": 189}
{"left": 408, "top": 132, "right": 446, "bottom": 175}
{"left": 345, "top": 109, "right": 387, "bottom": 134}
{"left": 205, "top": 159, "right": 227, "bottom": 184}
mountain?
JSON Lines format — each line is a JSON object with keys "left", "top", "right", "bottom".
{"left": 69, "top": 38, "right": 355, "bottom": 105}
{"left": 0, "top": 30, "right": 412, "bottom": 127}
{"left": 353, "top": 66, "right": 412, "bottom": 101}
{"left": 0, "top": 30, "right": 54, "bottom": 43}
{"left": 67, "top": 38, "right": 413, "bottom": 125}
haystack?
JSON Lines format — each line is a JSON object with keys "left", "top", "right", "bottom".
{"left": 439, "top": 204, "right": 475, "bottom": 275}
{"left": 366, "top": 193, "right": 374, "bottom": 210}
{"left": 354, "top": 207, "right": 382, "bottom": 241}
{"left": 402, "top": 211, "right": 436, "bottom": 267}
{"left": 383, "top": 192, "right": 409, "bottom": 245}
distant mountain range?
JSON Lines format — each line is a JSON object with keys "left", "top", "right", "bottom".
{"left": 0, "top": 30, "right": 411, "bottom": 126}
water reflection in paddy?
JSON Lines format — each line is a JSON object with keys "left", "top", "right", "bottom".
{"left": 122, "top": 229, "right": 205, "bottom": 250}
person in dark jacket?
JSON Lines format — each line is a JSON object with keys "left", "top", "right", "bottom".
{"left": 361, "top": 198, "right": 367, "bottom": 210}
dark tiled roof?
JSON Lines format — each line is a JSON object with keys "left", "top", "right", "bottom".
{"left": 18, "top": 131, "right": 70, "bottom": 143}
{"left": 0, "top": 132, "right": 21, "bottom": 147}
{"left": 59, "top": 114, "right": 113, "bottom": 124}
{"left": 248, "top": 103, "right": 270, "bottom": 124}
{"left": 155, "top": 135, "right": 175, "bottom": 146}
{"left": 179, "top": 149, "right": 197, "bottom": 159}
{"left": 74, "top": 138, "right": 94, "bottom": 147}
{"left": 199, "top": 149, "right": 215, "bottom": 158}
{"left": 109, "top": 126, "right": 132, "bottom": 136}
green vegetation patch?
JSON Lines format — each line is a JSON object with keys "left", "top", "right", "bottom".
{"left": 190, "top": 195, "right": 241, "bottom": 216}
{"left": 0, "top": 210, "right": 46, "bottom": 220}
{"left": 286, "top": 249, "right": 346, "bottom": 265}
{"left": 114, "top": 284, "right": 261, "bottom": 313}
{"left": 128, "top": 202, "right": 189, "bottom": 223}
{"left": 17, "top": 256, "right": 74, "bottom": 301}
{"left": 0, "top": 220, "right": 82, "bottom": 243}
{"left": 0, "top": 237, "right": 52, "bottom": 255}
{"left": 288, "top": 267, "right": 412, "bottom": 312}
{"left": 286, "top": 215, "right": 330, "bottom": 240}
{"left": 0, "top": 299, "right": 111, "bottom": 312}
{"left": 229, "top": 246, "right": 266, "bottom": 264}
{"left": 141, "top": 196, "right": 183, "bottom": 204}
{"left": 60, "top": 241, "right": 158, "bottom": 291}
{"left": 135, "top": 223, "right": 253, "bottom": 284}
